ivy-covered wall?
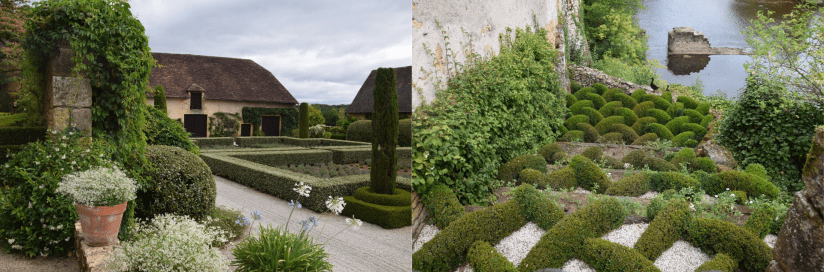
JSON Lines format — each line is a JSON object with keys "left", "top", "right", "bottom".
{"left": 242, "top": 107, "right": 299, "bottom": 136}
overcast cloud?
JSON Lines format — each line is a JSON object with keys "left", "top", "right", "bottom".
{"left": 128, "top": 0, "right": 410, "bottom": 105}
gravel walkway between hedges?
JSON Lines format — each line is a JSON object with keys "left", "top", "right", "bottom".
{"left": 214, "top": 175, "right": 412, "bottom": 272}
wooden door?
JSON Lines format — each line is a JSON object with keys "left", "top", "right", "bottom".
{"left": 261, "top": 115, "right": 281, "bottom": 136}
{"left": 240, "top": 123, "right": 252, "bottom": 137}
{"left": 184, "top": 114, "right": 207, "bottom": 137}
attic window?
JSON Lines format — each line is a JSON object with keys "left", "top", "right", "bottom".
{"left": 190, "top": 91, "right": 202, "bottom": 110}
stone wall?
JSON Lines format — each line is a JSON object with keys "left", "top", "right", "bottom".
{"left": 45, "top": 42, "right": 92, "bottom": 136}
{"left": 571, "top": 65, "right": 656, "bottom": 94}
{"left": 412, "top": 0, "right": 563, "bottom": 108}
{"left": 668, "top": 27, "right": 748, "bottom": 55}
{"left": 145, "top": 98, "right": 294, "bottom": 137}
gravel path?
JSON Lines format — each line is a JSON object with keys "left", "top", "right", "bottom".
{"left": 0, "top": 251, "right": 78, "bottom": 272}
{"left": 215, "top": 175, "right": 412, "bottom": 272}
{"left": 414, "top": 221, "right": 777, "bottom": 272}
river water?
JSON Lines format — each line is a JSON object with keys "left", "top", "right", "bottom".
{"left": 635, "top": 0, "right": 802, "bottom": 98}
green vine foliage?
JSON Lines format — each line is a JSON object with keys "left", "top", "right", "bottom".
{"left": 20, "top": 0, "right": 157, "bottom": 239}
{"left": 716, "top": 76, "right": 824, "bottom": 192}
{"left": 153, "top": 85, "right": 167, "bottom": 113}
{"left": 414, "top": 27, "right": 567, "bottom": 205}
{"left": 208, "top": 112, "right": 240, "bottom": 137}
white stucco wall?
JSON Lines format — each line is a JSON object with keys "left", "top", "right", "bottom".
{"left": 146, "top": 97, "right": 295, "bottom": 136}
{"left": 412, "top": 0, "right": 561, "bottom": 109}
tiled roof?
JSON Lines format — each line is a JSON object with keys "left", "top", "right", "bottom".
{"left": 345, "top": 66, "right": 412, "bottom": 114}
{"left": 147, "top": 53, "right": 298, "bottom": 105}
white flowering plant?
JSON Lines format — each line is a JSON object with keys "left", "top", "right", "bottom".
{"left": 57, "top": 166, "right": 137, "bottom": 207}
{"left": 231, "top": 182, "right": 361, "bottom": 271}
{"left": 0, "top": 128, "right": 117, "bottom": 257}
{"left": 104, "top": 214, "right": 230, "bottom": 272}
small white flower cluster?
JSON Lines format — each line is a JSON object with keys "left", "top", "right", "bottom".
{"left": 56, "top": 166, "right": 137, "bottom": 207}
{"left": 105, "top": 214, "right": 229, "bottom": 272}
{"left": 308, "top": 124, "right": 326, "bottom": 138}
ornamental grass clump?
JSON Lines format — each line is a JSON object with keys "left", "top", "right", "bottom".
{"left": 56, "top": 166, "right": 137, "bottom": 207}
{"left": 104, "top": 214, "right": 230, "bottom": 272}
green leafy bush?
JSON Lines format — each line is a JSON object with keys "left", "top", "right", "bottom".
{"left": 649, "top": 172, "right": 699, "bottom": 192}
{"left": 585, "top": 93, "right": 607, "bottom": 109}
{"left": 577, "top": 122, "right": 600, "bottom": 143}
{"left": 570, "top": 100, "right": 594, "bottom": 115}
{"left": 672, "top": 131, "right": 696, "bottom": 147}
{"left": 645, "top": 109, "right": 672, "bottom": 125}
{"left": 635, "top": 199, "right": 692, "bottom": 261}
{"left": 413, "top": 27, "right": 566, "bottom": 204}
{"left": 581, "top": 146, "right": 603, "bottom": 161}
{"left": 633, "top": 101, "right": 656, "bottom": 118}
{"left": 632, "top": 133, "right": 659, "bottom": 146}
{"left": 682, "top": 123, "right": 707, "bottom": 141}
{"left": 665, "top": 116, "right": 690, "bottom": 135}
{"left": 704, "top": 171, "right": 779, "bottom": 199}
{"left": 631, "top": 116, "right": 658, "bottom": 135}
{"left": 580, "top": 107, "right": 604, "bottom": 126}
{"left": 346, "top": 120, "right": 372, "bottom": 143}
{"left": 676, "top": 95, "right": 698, "bottom": 109}
{"left": 743, "top": 203, "right": 776, "bottom": 239}
{"left": 595, "top": 116, "right": 624, "bottom": 135}
{"left": 565, "top": 114, "right": 590, "bottom": 130}
{"left": 695, "top": 253, "right": 737, "bottom": 272}
{"left": 598, "top": 101, "right": 623, "bottom": 117}
{"left": 689, "top": 157, "right": 718, "bottom": 173}
{"left": 137, "top": 145, "right": 216, "bottom": 221}
{"left": 605, "top": 172, "right": 651, "bottom": 196}
{"left": 559, "top": 130, "right": 584, "bottom": 142}
{"left": 700, "top": 113, "right": 714, "bottom": 128}
{"left": 422, "top": 183, "right": 465, "bottom": 230}
{"left": 545, "top": 167, "right": 577, "bottom": 190}
{"left": 412, "top": 201, "right": 526, "bottom": 271}
{"left": 518, "top": 198, "right": 626, "bottom": 270}
{"left": 642, "top": 156, "right": 678, "bottom": 172}
{"left": 580, "top": 238, "right": 659, "bottom": 272}
{"left": 467, "top": 241, "right": 517, "bottom": 272}
{"left": 0, "top": 130, "right": 116, "bottom": 257}
{"left": 684, "top": 218, "right": 772, "bottom": 272}
{"left": 644, "top": 123, "right": 674, "bottom": 140}
{"left": 612, "top": 107, "right": 638, "bottom": 126}
{"left": 496, "top": 154, "right": 548, "bottom": 183}
{"left": 143, "top": 106, "right": 200, "bottom": 155}
{"left": 570, "top": 155, "right": 611, "bottom": 191}
{"left": 609, "top": 123, "right": 638, "bottom": 143}
{"left": 597, "top": 132, "right": 624, "bottom": 144}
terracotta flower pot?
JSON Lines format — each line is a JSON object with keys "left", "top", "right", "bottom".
{"left": 75, "top": 202, "right": 127, "bottom": 246}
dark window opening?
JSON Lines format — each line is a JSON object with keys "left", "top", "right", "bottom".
{"left": 190, "top": 92, "right": 202, "bottom": 110}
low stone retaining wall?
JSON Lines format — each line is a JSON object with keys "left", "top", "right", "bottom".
{"left": 571, "top": 65, "right": 657, "bottom": 95}
{"left": 74, "top": 221, "right": 118, "bottom": 272}
{"left": 411, "top": 191, "right": 429, "bottom": 242}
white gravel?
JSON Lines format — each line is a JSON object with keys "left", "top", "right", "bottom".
{"left": 562, "top": 259, "right": 596, "bottom": 272}
{"left": 601, "top": 223, "right": 649, "bottom": 248}
{"left": 412, "top": 224, "right": 439, "bottom": 253}
{"left": 653, "top": 240, "right": 711, "bottom": 272}
{"left": 494, "top": 222, "right": 546, "bottom": 267}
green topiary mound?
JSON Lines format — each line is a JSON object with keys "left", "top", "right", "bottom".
{"left": 665, "top": 116, "right": 690, "bottom": 135}
{"left": 538, "top": 142, "right": 564, "bottom": 163}
{"left": 743, "top": 203, "right": 776, "bottom": 239}
{"left": 644, "top": 123, "right": 674, "bottom": 140}
{"left": 652, "top": 97, "right": 671, "bottom": 111}
{"left": 599, "top": 155, "right": 624, "bottom": 169}
{"left": 566, "top": 93, "right": 578, "bottom": 107}
{"left": 632, "top": 133, "right": 659, "bottom": 145}
{"left": 689, "top": 157, "right": 718, "bottom": 173}
{"left": 666, "top": 102, "right": 685, "bottom": 118}
{"left": 585, "top": 93, "right": 607, "bottom": 109}
{"left": 497, "top": 154, "right": 548, "bottom": 182}
{"left": 592, "top": 83, "right": 608, "bottom": 95}
{"left": 595, "top": 116, "right": 624, "bottom": 135}
{"left": 682, "top": 123, "right": 707, "bottom": 141}
{"left": 467, "top": 241, "right": 518, "bottom": 272}
{"left": 621, "top": 149, "right": 647, "bottom": 169}
{"left": 610, "top": 123, "right": 638, "bottom": 143}
{"left": 577, "top": 122, "right": 600, "bottom": 143}
{"left": 683, "top": 109, "right": 703, "bottom": 124}
{"left": 518, "top": 168, "right": 549, "bottom": 187}
{"left": 580, "top": 107, "right": 604, "bottom": 126}
{"left": 346, "top": 120, "right": 372, "bottom": 143}
{"left": 599, "top": 101, "right": 623, "bottom": 117}
{"left": 631, "top": 117, "right": 658, "bottom": 135}
{"left": 744, "top": 163, "right": 768, "bottom": 181}
{"left": 565, "top": 115, "right": 590, "bottom": 130}
{"left": 695, "top": 102, "right": 711, "bottom": 116}
{"left": 684, "top": 218, "right": 772, "bottom": 272}
{"left": 143, "top": 106, "right": 200, "bottom": 155}
{"left": 581, "top": 146, "right": 603, "bottom": 161}
{"left": 518, "top": 198, "right": 626, "bottom": 270}
{"left": 570, "top": 100, "right": 594, "bottom": 115}
{"left": 613, "top": 107, "right": 638, "bottom": 126}
{"left": 669, "top": 148, "right": 696, "bottom": 168}
{"left": 137, "top": 145, "right": 216, "bottom": 221}
{"left": 660, "top": 91, "right": 672, "bottom": 103}
{"left": 580, "top": 238, "right": 660, "bottom": 272}
{"left": 642, "top": 157, "right": 678, "bottom": 172}
{"left": 700, "top": 114, "right": 713, "bottom": 128}
{"left": 559, "top": 130, "right": 585, "bottom": 142}
{"left": 353, "top": 186, "right": 410, "bottom": 207}
{"left": 704, "top": 171, "right": 779, "bottom": 199}
{"left": 695, "top": 253, "right": 737, "bottom": 272}
{"left": 635, "top": 199, "right": 692, "bottom": 261}
{"left": 672, "top": 131, "right": 696, "bottom": 147}
{"left": 422, "top": 184, "right": 465, "bottom": 230}
{"left": 646, "top": 108, "right": 672, "bottom": 124}
{"left": 649, "top": 172, "right": 699, "bottom": 192}
{"left": 676, "top": 95, "right": 698, "bottom": 109}
{"left": 631, "top": 89, "right": 647, "bottom": 101}
{"left": 605, "top": 172, "right": 651, "bottom": 197}
{"left": 571, "top": 81, "right": 583, "bottom": 93}
{"left": 545, "top": 167, "right": 576, "bottom": 190}
{"left": 512, "top": 184, "right": 565, "bottom": 230}
{"left": 634, "top": 101, "right": 656, "bottom": 118}
{"left": 574, "top": 87, "right": 594, "bottom": 100}
{"left": 612, "top": 93, "right": 638, "bottom": 109}
{"left": 570, "top": 155, "right": 611, "bottom": 191}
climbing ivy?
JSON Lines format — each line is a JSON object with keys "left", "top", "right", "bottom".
{"left": 18, "top": 0, "right": 156, "bottom": 239}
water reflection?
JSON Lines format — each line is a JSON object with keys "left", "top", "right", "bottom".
{"left": 635, "top": 0, "right": 800, "bottom": 98}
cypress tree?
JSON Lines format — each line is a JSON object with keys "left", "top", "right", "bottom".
{"left": 153, "top": 85, "right": 167, "bottom": 113}
{"left": 370, "top": 68, "right": 398, "bottom": 195}
{"left": 299, "top": 102, "right": 309, "bottom": 138}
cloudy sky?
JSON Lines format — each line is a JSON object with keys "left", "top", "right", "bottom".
{"left": 127, "top": 0, "right": 410, "bottom": 105}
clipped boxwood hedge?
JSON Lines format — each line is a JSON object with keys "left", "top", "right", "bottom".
{"left": 631, "top": 117, "right": 658, "bottom": 135}
{"left": 634, "top": 199, "right": 692, "bottom": 261}
{"left": 633, "top": 133, "right": 659, "bottom": 145}
{"left": 669, "top": 148, "right": 696, "bottom": 168}
{"left": 665, "top": 116, "right": 690, "bottom": 135}
{"left": 570, "top": 100, "right": 594, "bottom": 115}
{"left": 467, "top": 241, "right": 518, "bottom": 272}
{"left": 684, "top": 218, "right": 772, "bottom": 272}
{"left": 497, "top": 154, "right": 548, "bottom": 182}
{"left": 649, "top": 172, "right": 699, "bottom": 192}
{"left": 644, "top": 123, "right": 674, "bottom": 140}
{"left": 704, "top": 171, "right": 779, "bottom": 199}
{"left": 412, "top": 201, "right": 527, "bottom": 272}
{"left": 689, "top": 157, "right": 718, "bottom": 173}
{"left": 743, "top": 203, "right": 776, "bottom": 239}
{"left": 695, "top": 253, "right": 737, "bottom": 272}
{"left": 621, "top": 149, "right": 646, "bottom": 169}
{"left": 559, "top": 130, "right": 584, "bottom": 142}
{"left": 545, "top": 167, "right": 576, "bottom": 190}
{"left": 585, "top": 93, "right": 607, "bottom": 109}
{"left": 642, "top": 156, "right": 678, "bottom": 172}
{"left": 613, "top": 107, "right": 638, "bottom": 126}
{"left": 634, "top": 101, "right": 656, "bottom": 118}
{"left": 518, "top": 198, "right": 626, "bottom": 271}
{"left": 605, "top": 172, "right": 651, "bottom": 197}
{"left": 422, "top": 183, "right": 465, "bottom": 230}
{"left": 599, "top": 101, "right": 623, "bottom": 117}
{"left": 341, "top": 195, "right": 411, "bottom": 229}
{"left": 580, "top": 238, "right": 660, "bottom": 272}
{"left": 610, "top": 123, "right": 638, "bottom": 143}
{"left": 191, "top": 137, "right": 235, "bottom": 148}
{"left": 612, "top": 93, "right": 638, "bottom": 109}
{"left": 346, "top": 120, "right": 372, "bottom": 143}
{"left": 672, "top": 131, "right": 696, "bottom": 147}
{"left": 577, "top": 122, "right": 600, "bottom": 143}
{"left": 581, "top": 146, "right": 603, "bottom": 161}
{"left": 538, "top": 142, "right": 564, "bottom": 163}
{"left": 512, "top": 184, "right": 565, "bottom": 230}
{"left": 581, "top": 107, "right": 604, "bottom": 126}
{"left": 645, "top": 109, "right": 672, "bottom": 125}
{"left": 565, "top": 115, "right": 591, "bottom": 131}
{"left": 229, "top": 149, "right": 333, "bottom": 167}
{"left": 323, "top": 146, "right": 411, "bottom": 164}
{"left": 595, "top": 116, "right": 625, "bottom": 135}
{"left": 570, "top": 155, "right": 611, "bottom": 191}
{"left": 352, "top": 186, "right": 411, "bottom": 206}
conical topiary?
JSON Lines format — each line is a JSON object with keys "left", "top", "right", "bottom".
{"left": 370, "top": 67, "right": 398, "bottom": 195}
{"left": 299, "top": 102, "right": 309, "bottom": 138}
{"left": 153, "top": 85, "right": 167, "bottom": 113}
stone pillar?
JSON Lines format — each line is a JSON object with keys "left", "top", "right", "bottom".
{"left": 767, "top": 126, "right": 824, "bottom": 272}
{"left": 44, "top": 41, "right": 92, "bottom": 136}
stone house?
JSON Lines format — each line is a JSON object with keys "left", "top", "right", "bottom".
{"left": 146, "top": 53, "right": 298, "bottom": 137}
{"left": 345, "top": 66, "right": 412, "bottom": 120}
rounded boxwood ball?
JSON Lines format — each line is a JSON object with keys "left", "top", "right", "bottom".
{"left": 137, "top": 145, "right": 216, "bottom": 221}
{"left": 346, "top": 120, "right": 372, "bottom": 142}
